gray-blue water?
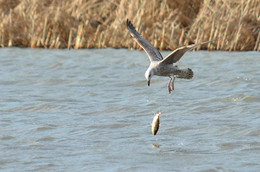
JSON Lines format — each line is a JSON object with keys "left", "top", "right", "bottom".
{"left": 0, "top": 48, "right": 260, "bottom": 171}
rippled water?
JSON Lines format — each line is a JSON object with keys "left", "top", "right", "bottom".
{"left": 0, "top": 48, "right": 260, "bottom": 171}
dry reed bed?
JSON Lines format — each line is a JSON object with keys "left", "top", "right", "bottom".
{"left": 0, "top": 0, "right": 259, "bottom": 50}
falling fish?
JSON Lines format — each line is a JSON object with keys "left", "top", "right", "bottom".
{"left": 151, "top": 112, "right": 161, "bottom": 135}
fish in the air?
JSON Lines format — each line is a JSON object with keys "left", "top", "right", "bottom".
{"left": 151, "top": 112, "right": 161, "bottom": 135}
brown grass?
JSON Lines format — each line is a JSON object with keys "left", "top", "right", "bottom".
{"left": 0, "top": 0, "right": 259, "bottom": 50}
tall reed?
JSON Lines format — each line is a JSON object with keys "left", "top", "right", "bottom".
{"left": 0, "top": 0, "right": 259, "bottom": 50}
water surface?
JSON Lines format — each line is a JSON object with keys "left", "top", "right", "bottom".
{"left": 0, "top": 48, "right": 260, "bottom": 171}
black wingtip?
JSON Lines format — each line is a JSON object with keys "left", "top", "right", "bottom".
{"left": 126, "top": 19, "right": 135, "bottom": 31}
{"left": 126, "top": 19, "right": 131, "bottom": 28}
{"left": 126, "top": 18, "right": 130, "bottom": 25}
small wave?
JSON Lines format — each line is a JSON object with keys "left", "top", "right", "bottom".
{"left": 36, "top": 136, "right": 55, "bottom": 142}
{"left": 8, "top": 103, "right": 63, "bottom": 113}
{"left": 36, "top": 125, "right": 57, "bottom": 132}
{"left": 243, "top": 96, "right": 260, "bottom": 102}
{"left": 240, "top": 129, "right": 260, "bottom": 136}
{"left": 0, "top": 135, "right": 15, "bottom": 141}
{"left": 225, "top": 94, "right": 259, "bottom": 103}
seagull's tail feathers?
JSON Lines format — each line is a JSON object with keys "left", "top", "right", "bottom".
{"left": 175, "top": 68, "right": 193, "bottom": 79}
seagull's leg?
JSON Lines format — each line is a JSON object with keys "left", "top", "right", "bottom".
{"left": 168, "top": 76, "right": 172, "bottom": 94}
{"left": 171, "top": 77, "right": 175, "bottom": 91}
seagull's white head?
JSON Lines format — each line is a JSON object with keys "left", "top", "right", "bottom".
{"left": 145, "top": 68, "right": 154, "bottom": 86}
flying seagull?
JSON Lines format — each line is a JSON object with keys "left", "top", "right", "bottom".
{"left": 126, "top": 19, "right": 213, "bottom": 93}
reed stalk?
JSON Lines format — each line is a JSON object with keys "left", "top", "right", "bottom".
{"left": 68, "top": 29, "right": 73, "bottom": 49}
{"left": 254, "top": 32, "right": 260, "bottom": 51}
{"left": 160, "top": 24, "right": 165, "bottom": 50}
{"left": 75, "top": 23, "right": 83, "bottom": 49}
{"left": 42, "top": 16, "right": 48, "bottom": 46}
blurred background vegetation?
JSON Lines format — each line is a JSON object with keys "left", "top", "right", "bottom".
{"left": 0, "top": 0, "right": 259, "bottom": 50}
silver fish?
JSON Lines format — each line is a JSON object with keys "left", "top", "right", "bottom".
{"left": 151, "top": 112, "right": 161, "bottom": 135}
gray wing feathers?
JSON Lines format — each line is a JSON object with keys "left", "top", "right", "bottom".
{"left": 126, "top": 19, "right": 163, "bottom": 62}
{"left": 160, "top": 40, "right": 214, "bottom": 64}
{"left": 175, "top": 68, "right": 193, "bottom": 79}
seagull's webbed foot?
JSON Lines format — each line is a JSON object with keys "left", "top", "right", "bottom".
{"left": 168, "top": 76, "right": 172, "bottom": 94}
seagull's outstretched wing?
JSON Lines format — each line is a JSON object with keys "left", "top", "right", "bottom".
{"left": 126, "top": 19, "right": 163, "bottom": 62}
{"left": 160, "top": 40, "right": 214, "bottom": 64}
